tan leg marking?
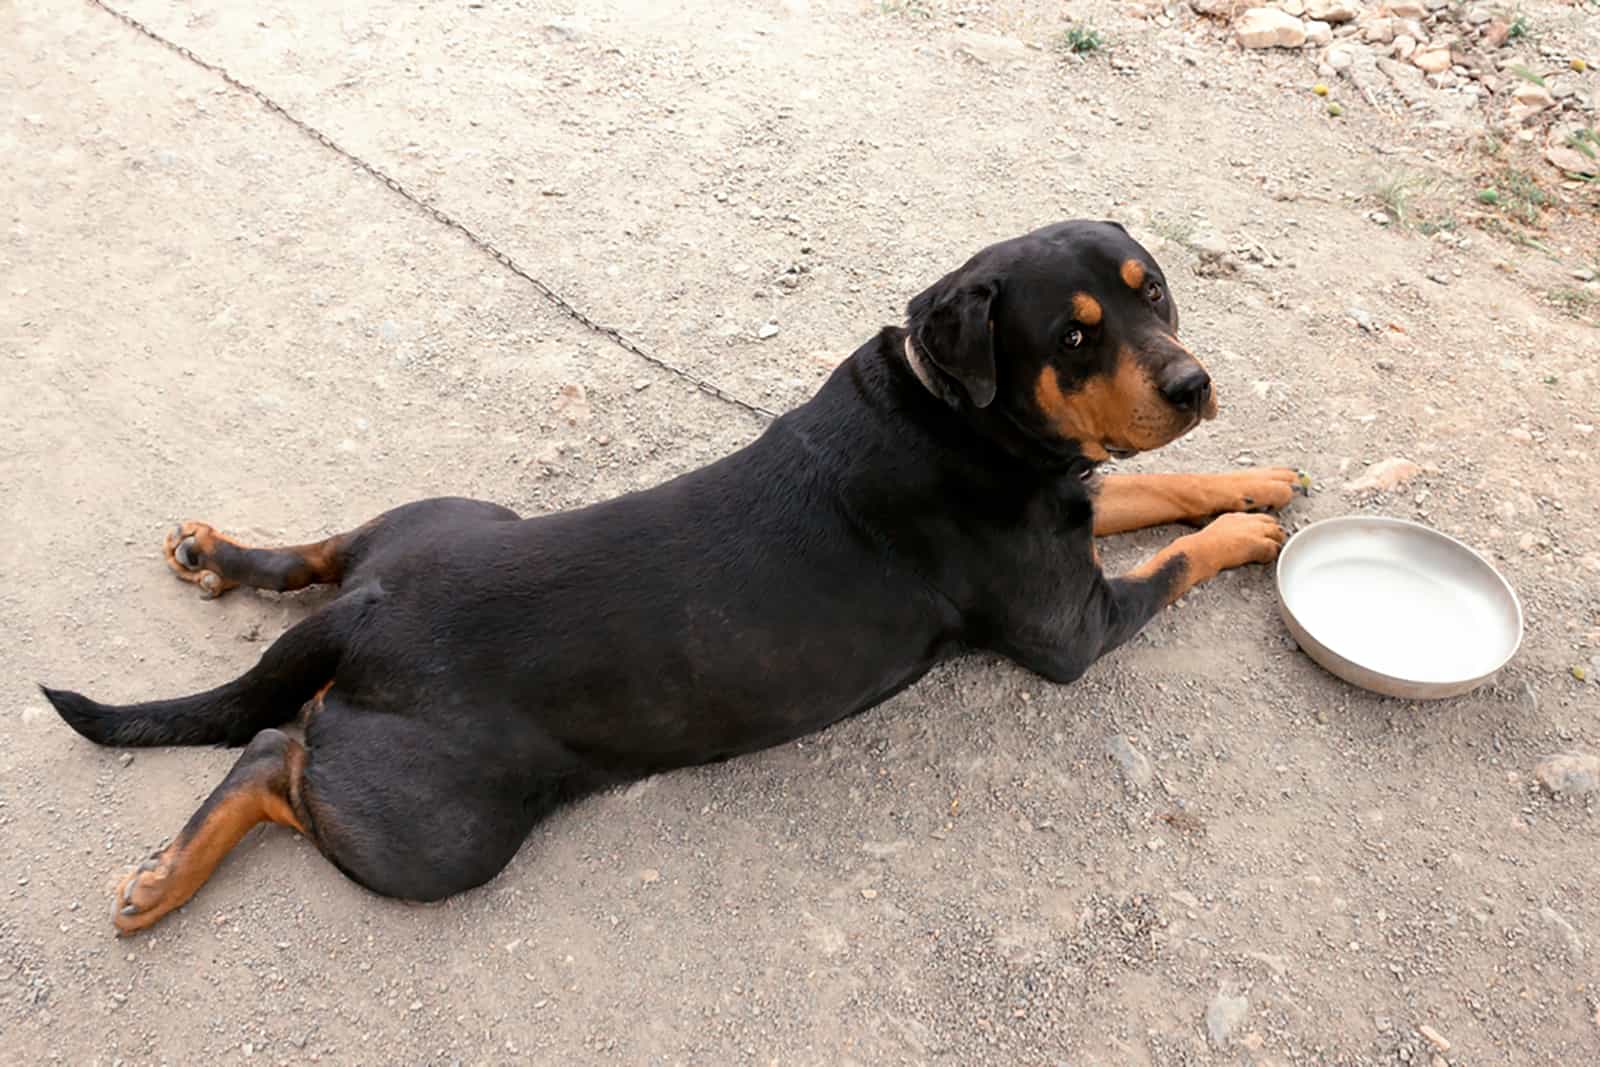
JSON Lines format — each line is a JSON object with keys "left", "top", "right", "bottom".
{"left": 112, "top": 737, "right": 308, "bottom": 935}
{"left": 1125, "top": 512, "right": 1286, "bottom": 605}
{"left": 1093, "top": 468, "right": 1299, "bottom": 536}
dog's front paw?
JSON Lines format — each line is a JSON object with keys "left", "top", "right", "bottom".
{"left": 1194, "top": 511, "right": 1287, "bottom": 571}
{"left": 1218, "top": 467, "right": 1300, "bottom": 514}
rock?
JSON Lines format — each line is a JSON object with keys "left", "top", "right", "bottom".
{"left": 640, "top": 868, "right": 660, "bottom": 883}
{"left": 1346, "top": 306, "right": 1380, "bottom": 332}
{"left": 1206, "top": 992, "right": 1249, "bottom": 1046}
{"left": 1393, "top": 33, "right": 1417, "bottom": 59}
{"left": 1540, "top": 905, "right": 1586, "bottom": 961}
{"left": 1105, "top": 735, "right": 1153, "bottom": 790}
{"left": 1385, "top": 0, "right": 1426, "bottom": 16}
{"left": 1483, "top": 20, "right": 1510, "bottom": 48}
{"left": 1278, "top": 0, "right": 1306, "bottom": 15}
{"left": 1347, "top": 457, "right": 1422, "bottom": 492}
{"left": 1325, "top": 43, "right": 1357, "bottom": 69}
{"left": 1534, "top": 752, "right": 1600, "bottom": 796}
{"left": 551, "top": 383, "right": 591, "bottom": 424}
{"left": 1363, "top": 18, "right": 1399, "bottom": 45}
{"left": 1190, "top": 231, "right": 1231, "bottom": 260}
{"left": 1513, "top": 83, "right": 1555, "bottom": 109}
{"left": 542, "top": 16, "right": 590, "bottom": 41}
{"left": 1464, "top": 5, "right": 1493, "bottom": 23}
{"left": 1411, "top": 48, "right": 1451, "bottom": 73}
{"left": 1347, "top": 43, "right": 1386, "bottom": 93}
{"left": 951, "top": 30, "right": 1030, "bottom": 66}
{"left": 1380, "top": 56, "right": 1429, "bottom": 102}
{"left": 757, "top": 322, "right": 781, "bottom": 340}
{"left": 1418, "top": 1025, "right": 1451, "bottom": 1053}
{"left": 1236, "top": 8, "right": 1308, "bottom": 48}
{"left": 1306, "top": 0, "right": 1361, "bottom": 22}
{"left": 1305, "top": 19, "right": 1333, "bottom": 45}
{"left": 1190, "top": 0, "right": 1235, "bottom": 15}
{"left": 119, "top": 752, "right": 134, "bottom": 767}
{"left": 1508, "top": 103, "right": 1548, "bottom": 127}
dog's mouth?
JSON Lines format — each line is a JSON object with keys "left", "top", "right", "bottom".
{"left": 1099, "top": 408, "right": 1205, "bottom": 463}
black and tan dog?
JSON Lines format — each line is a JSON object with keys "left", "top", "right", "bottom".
{"left": 44, "top": 220, "right": 1297, "bottom": 934}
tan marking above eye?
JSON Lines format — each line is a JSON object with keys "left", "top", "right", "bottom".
{"left": 1070, "top": 292, "right": 1103, "bottom": 326}
{"left": 1120, "top": 259, "right": 1146, "bottom": 290}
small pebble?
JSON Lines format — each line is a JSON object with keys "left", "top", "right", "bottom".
{"left": 1534, "top": 752, "right": 1600, "bottom": 796}
{"left": 1346, "top": 457, "right": 1421, "bottom": 493}
{"left": 757, "top": 322, "right": 780, "bottom": 340}
{"left": 1206, "top": 991, "right": 1248, "bottom": 1047}
{"left": 1104, "top": 734, "right": 1153, "bottom": 790}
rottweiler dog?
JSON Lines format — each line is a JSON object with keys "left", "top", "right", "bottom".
{"left": 44, "top": 220, "right": 1297, "bottom": 934}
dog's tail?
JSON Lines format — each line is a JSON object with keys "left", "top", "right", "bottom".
{"left": 41, "top": 585, "right": 382, "bottom": 748}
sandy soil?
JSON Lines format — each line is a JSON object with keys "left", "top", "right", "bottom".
{"left": 4, "top": 1, "right": 1598, "bottom": 1064}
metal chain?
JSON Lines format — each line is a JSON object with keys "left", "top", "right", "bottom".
{"left": 86, "top": 0, "right": 780, "bottom": 421}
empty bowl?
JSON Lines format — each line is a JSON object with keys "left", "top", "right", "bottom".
{"left": 1275, "top": 516, "right": 1523, "bottom": 700}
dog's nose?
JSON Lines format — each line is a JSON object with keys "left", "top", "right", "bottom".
{"left": 1161, "top": 366, "right": 1212, "bottom": 415}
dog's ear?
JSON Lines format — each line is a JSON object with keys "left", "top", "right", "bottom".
{"left": 906, "top": 273, "right": 1001, "bottom": 408}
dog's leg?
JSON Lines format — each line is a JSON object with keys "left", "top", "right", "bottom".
{"left": 1092, "top": 469, "right": 1298, "bottom": 536}
{"left": 163, "top": 521, "right": 358, "bottom": 598}
{"left": 111, "top": 728, "right": 309, "bottom": 935}
{"left": 1000, "top": 512, "right": 1285, "bottom": 683}
{"left": 1104, "top": 511, "right": 1285, "bottom": 632}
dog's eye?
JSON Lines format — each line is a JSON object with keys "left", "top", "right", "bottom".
{"left": 1145, "top": 280, "right": 1163, "bottom": 303}
{"left": 1064, "top": 327, "right": 1085, "bottom": 349}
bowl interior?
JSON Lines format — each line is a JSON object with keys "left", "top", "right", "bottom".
{"left": 1277, "top": 518, "right": 1522, "bottom": 687}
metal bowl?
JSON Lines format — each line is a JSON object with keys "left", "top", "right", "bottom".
{"left": 1275, "top": 516, "right": 1523, "bottom": 700}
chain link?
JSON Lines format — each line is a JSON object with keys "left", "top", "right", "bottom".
{"left": 86, "top": 0, "right": 780, "bottom": 421}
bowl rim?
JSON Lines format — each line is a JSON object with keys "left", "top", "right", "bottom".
{"left": 1275, "top": 514, "right": 1525, "bottom": 689}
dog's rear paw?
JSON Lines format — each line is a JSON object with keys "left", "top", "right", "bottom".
{"left": 112, "top": 848, "right": 181, "bottom": 935}
{"left": 163, "top": 522, "right": 239, "bottom": 598}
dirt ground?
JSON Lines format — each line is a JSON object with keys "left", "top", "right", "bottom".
{"left": 4, "top": 1, "right": 1598, "bottom": 1064}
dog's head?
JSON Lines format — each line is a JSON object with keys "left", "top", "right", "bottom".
{"left": 905, "top": 220, "right": 1216, "bottom": 467}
